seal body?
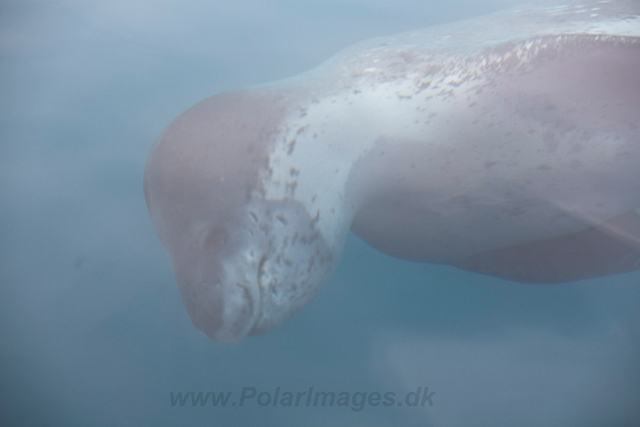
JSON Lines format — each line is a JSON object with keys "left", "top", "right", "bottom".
{"left": 145, "top": 0, "right": 640, "bottom": 342}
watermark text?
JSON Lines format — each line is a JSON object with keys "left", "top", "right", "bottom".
{"left": 169, "top": 387, "right": 435, "bottom": 412}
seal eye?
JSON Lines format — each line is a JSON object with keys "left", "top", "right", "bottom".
{"left": 203, "top": 226, "right": 227, "bottom": 253}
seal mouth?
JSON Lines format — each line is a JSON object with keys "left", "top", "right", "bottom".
{"left": 248, "top": 253, "right": 270, "bottom": 334}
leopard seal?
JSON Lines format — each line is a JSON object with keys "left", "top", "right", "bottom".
{"left": 144, "top": 0, "right": 640, "bottom": 342}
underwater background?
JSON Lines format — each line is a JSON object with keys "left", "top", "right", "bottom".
{"left": 1, "top": 1, "right": 639, "bottom": 425}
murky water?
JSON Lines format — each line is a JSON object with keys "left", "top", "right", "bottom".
{"left": 1, "top": 1, "right": 639, "bottom": 425}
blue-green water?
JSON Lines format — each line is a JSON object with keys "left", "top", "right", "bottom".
{"left": 1, "top": 1, "right": 639, "bottom": 426}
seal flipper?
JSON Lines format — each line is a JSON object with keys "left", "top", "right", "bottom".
{"left": 453, "top": 211, "right": 640, "bottom": 284}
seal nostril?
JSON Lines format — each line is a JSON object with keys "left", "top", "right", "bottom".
{"left": 257, "top": 254, "right": 267, "bottom": 284}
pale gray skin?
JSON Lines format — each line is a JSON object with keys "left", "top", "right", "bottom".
{"left": 144, "top": 0, "right": 640, "bottom": 343}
